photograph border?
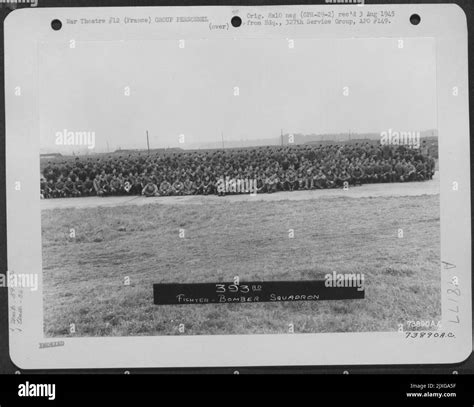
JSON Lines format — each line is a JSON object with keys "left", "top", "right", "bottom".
{"left": 1, "top": 0, "right": 473, "bottom": 373}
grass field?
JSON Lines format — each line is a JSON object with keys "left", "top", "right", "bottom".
{"left": 42, "top": 194, "right": 440, "bottom": 337}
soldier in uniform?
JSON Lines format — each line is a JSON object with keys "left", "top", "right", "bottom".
{"left": 405, "top": 161, "right": 417, "bottom": 182}
{"left": 428, "top": 155, "right": 436, "bottom": 179}
{"left": 54, "top": 177, "right": 66, "bottom": 198}
{"left": 46, "top": 179, "right": 55, "bottom": 197}
{"left": 201, "top": 175, "right": 213, "bottom": 195}
{"left": 172, "top": 179, "right": 184, "bottom": 196}
{"left": 372, "top": 160, "right": 382, "bottom": 184}
{"left": 99, "top": 174, "right": 110, "bottom": 196}
{"left": 278, "top": 170, "right": 289, "bottom": 191}
{"left": 40, "top": 177, "right": 49, "bottom": 199}
{"left": 381, "top": 160, "right": 393, "bottom": 183}
{"left": 337, "top": 168, "right": 351, "bottom": 188}
{"left": 394, "top": 159, "right": 405, "bottom": 182}
{"left": 364, "top": 162, "right": 375, "bottom": 183}
{"left": 93, "top": 175, "right": 104, "bottom": 197}
{"left": 159, "top": 179, "right": 172, "bottom": 196}
{"left": 265, "top": 172, "right": 278, "bottom": 193}
{"left": 74, "top": 178, "right": 84, "bottom": 196}
{"left": 83, "top": 176, "right": 94, "bottom": 196}
{"left": 304, "top": 167, "right": 313, "bottom": 190}
{"left": 297, "top": 172, "right": 305, "bottom": 190}
{"left": 256, "top": 173, "right": 265, "bottom": 193}
{"left": 183, "top": 177, "right": 195, "bottom": 195}
{"left": 351, "top": 165, "right": 364, "bottom": 186}
{"left": 415, "top": 160, "right": 427, "bottom": 180}
{"left": 110, "top": 176, "right": 123, "bottom": 195}
{"left": 325, "top": 169, "right": 336, "bottom": 188}
{"left": 194, "top": 177, "right": 203, "bottom": 195}
{"left": 286, "top": 166, "right": 298, "bottom": 191}
{"left": 142, "top": 179, "right": 158, "bottom": 197}
{"left": 123, "top": 172, "right": 135, "bottom": 194}
{"left": 313, "top": 169, "right": 326, "bottom": 189}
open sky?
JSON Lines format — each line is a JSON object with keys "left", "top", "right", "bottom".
{"left": 39, "top": 37, "right": 437, "bottom": 153}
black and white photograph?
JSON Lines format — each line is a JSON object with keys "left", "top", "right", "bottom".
{"left": 38, "top": 36, "right": 441, "bottom": 337}
{"left": 2, "top": 3, "right": 471, "bottom": 373}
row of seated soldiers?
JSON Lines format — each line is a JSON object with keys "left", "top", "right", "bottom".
{"left": 40, "top": 143, "right": 436, "bottom": 198}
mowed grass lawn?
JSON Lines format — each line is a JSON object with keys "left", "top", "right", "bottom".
{"left": 42, "top": 194, "right": 440, "bottom": 337}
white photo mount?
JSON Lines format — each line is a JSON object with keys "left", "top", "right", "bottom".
{"left": 4, "top": 4, "right": 471, "bottom": 368}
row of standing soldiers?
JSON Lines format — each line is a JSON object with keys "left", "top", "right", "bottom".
{"left": 40, "top": 143, "right": 436, "bottom": 198}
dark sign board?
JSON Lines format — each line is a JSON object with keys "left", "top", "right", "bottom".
{"left": 153, "top": 280, "right": 365, "bottom": 305}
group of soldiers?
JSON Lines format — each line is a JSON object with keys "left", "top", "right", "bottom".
{"left": 40, "top": 142, "right": 436, "bottom": 199}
